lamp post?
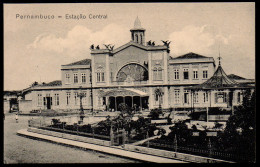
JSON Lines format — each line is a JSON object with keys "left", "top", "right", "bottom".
{"left": 78, "top": 86, "right": 86, "bottom": 123}
{"left": 174, "top": 134, "right": 177, "bottom": 152}
{"left": 208, "top": 138, "right": 212, "bottom": 157}
{"left": 155, "top": 88, "right": 164, "bottom": 111}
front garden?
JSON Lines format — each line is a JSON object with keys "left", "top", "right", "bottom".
{"left": 27, "top": 90, "right": 255, "bottom": 163}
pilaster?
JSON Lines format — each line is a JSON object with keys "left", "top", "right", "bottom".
{"left": 163, "top": 51, "right": 168, "bottom": 84}
{"left": 149, "top": 87, "right": 154, "bottom": 109}
{"left": 106, "top": 54, "right": 110, "bottom": 86}
{"left": 148, "top": 52, "right": 152, "bottom": 84}
{"left": 164, "top": 86, "right": 169, "bottom": 109}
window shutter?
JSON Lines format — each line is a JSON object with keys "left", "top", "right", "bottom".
{"left": 50, "top": 97, "right": 53, "bottom": 105}
{"left": 215, "top": 93, "right": 218, "bottom": 103}
{"left": 43, "top": 97, "right": 46, "bottom": 105}
{"left": 224, "top": 93, "right": 227, "bottom": 103}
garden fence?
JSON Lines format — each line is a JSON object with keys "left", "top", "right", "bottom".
{"left": 28, "top": 117, "right": 110, "bottom": 141}
{"left": 144, "top": 140, "right": 248, "bottom": 162}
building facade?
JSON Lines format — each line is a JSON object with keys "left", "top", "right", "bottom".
{"left": 20, "top": 17, "right": 254, "bottom": 113}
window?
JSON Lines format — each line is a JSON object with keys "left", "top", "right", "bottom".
{"left": 174, "top": 69, "right": 179, "bottom": 80}
{"left": 215, "top": 92, "right": 227, "bottom": 103}
{"left": 174, "top": 89, "right": 180, "bottom": 104}
{"left": 184, "top": 90, "right": 190, "bottom": 104}
{"left": 97, "top": 68, "right": 105, "bottom": 82}
{"left": 153, "top": 67, "right": 157, "bottom": 80}
{"left": 43, "top": 97, "right": 46, "bottom": 106}
{"left": 183, "top": 69, "right": 189, "bottom": 80}
{"left": 117, "top": 63, "right": 148, "bottom": 82}
{"left": 74, "top": 73, "right": 78, "bottom": 83}
{"left": 97, "top": 72, "right": 105, "bottom": 82}
{"left": 81, "top": 73, "right": 86, "bottom": 83}
{"left": 135, "top": 34, "right": 138, "bottom": 43}
{"left": 194, "top": 92, "right": 199, "bottom": 103}
{"left": 203, "top": 92, "right": 208, "bottom": 103}
{"left": 74, "top": 92, "right": 78, "bottom": 105}
{"left": 153, "top": 67, "right": 163, "bottom": 81}
{"left": 237, "top": 92, "right": 241, "bottom": 103}
{"left": 97, "top": 73, "right": 101, "bottom": 82}
{"left": 65, "top": 73, "right": 70, "bottom": 84}
{"left": 158, "top": 67, "right": 162, "bottom": 80}
{"left": 54, "top": 94, "right": 59, "bottom": 106}
{"left": 66, "top": 93, "right": 71, "bottom": 105}
{"left": 82, "top": 92, "right": 87, "bottom": 105}
{"left": 37, "top": 94, "right": 42, "bottom": 106}
{"left": 154, "top": 94, "right": 163, "bottom": 105}
{"left": 203, "top": 70, "right": 208, "bottom": 79}
{"left": 193, "top": 70, "right": 198, "bottom": 79}
{"left": 101, "top": 73, "right": 105, "bottom": 82}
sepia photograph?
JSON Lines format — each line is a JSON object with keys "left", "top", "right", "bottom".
{"left": 3, "top": 2, "right": 255, "bottom": 163}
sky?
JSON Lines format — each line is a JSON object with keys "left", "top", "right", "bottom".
{"left": 4, "top": 3, "right": 255, "bottom": 91}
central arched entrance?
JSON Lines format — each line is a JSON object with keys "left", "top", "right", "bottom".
{"left": 103, "top": 88, "right": 149, "bottom": 112}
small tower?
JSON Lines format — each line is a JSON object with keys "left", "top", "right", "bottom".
{"left": 130, "top": 16, "right": 146, "bottom": 45}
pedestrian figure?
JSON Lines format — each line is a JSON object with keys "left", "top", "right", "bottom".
{"left": 15, "top": 113, "right": 18, "bottom": 123}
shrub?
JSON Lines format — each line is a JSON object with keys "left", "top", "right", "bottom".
{"left": 149, "top": 108, "right": 162, "bottom": 120}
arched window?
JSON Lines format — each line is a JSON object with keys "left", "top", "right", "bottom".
{"left": 116, "top": 63, "right": 148, "bottom": 82}
{"left": 135, "top": 34, "right": 138, "bottom": 43}
{"left": 96, "top": 68, "right": 105, "bottom": 82}
{"left": 158, "top": 67, "right": 163, "bottom": 80}
{"left": 140, "top": 34, "right": 143, "bottom": 44}
{"left": 153, "top": 67, "right": 158, "bottom": 80}
{"left": 153, "top": 67, "right": 163, "bottom": 81}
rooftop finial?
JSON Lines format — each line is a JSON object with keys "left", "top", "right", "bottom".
{"left": 134, "top": 16, "right": 142, "bottom": 28}
{"left": 218, "top": 44, "right": 222, "bottom": 66}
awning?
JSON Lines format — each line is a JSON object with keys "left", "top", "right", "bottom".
{"left": 102, "top": 88, "right": 148, "bottom": 97}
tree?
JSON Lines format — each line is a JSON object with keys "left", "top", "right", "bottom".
{"left": 220, "top": 89, "right": 255, "bottom": 162}
{"left": 154, "top": 88, "right": 164, "bottom": 109}
{"left": 168, "top": 120, "right": 191, "bottom": 145}
{"left": 149, "top": 108, "right": 162, "bottom": 120}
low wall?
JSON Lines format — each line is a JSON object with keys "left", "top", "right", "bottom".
{"left": 208, "top": 115, "right": 230, "bottom": 121}
{"left": 123, "top": 144, "right": 233, "bottom": 163}
{"left": 19, "top": 100, "right": 32, "bottom": 113}
{"left": 27, "top": 127, "right": 111, "bottom": 146}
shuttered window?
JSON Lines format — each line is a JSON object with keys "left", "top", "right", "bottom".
{"left": 215, "top": 92, "right": 227, "bottom": 103}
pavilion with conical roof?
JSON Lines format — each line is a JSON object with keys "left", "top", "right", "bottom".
{"left": 191, "top": 57, "right": 253, "bottom": 90}
{"left": 192, "top": 62, "right": 239, "bottom": 90}
{"left": 189, "top": 57, "right": 254, "bottom": 121}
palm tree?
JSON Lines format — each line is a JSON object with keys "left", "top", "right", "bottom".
{"left": 154, "top": 88, "right": 164, "bottom": 110}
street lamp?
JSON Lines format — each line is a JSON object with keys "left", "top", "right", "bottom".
{"left": 78, "top": 86, "right": 86, "bottom": 123}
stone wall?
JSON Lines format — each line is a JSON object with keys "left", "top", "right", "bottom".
{"left": 4, "top": 100, "right": 10, "bottom": 113}
{"left": 19, "top": 100, "right": 32, "bottom": 113}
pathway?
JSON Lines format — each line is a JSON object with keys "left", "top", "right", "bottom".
{"left": 131, "top": 135, "right": 161, "bottom": 146}
{"left": 17, "top": 129, "right": 186, "bottom": 163}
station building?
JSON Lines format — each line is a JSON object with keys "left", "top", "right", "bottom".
{"left": 19, "top": 17, "right": 255, "bottom": 114}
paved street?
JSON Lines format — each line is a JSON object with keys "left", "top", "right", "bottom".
{"left": 4, "top": 114, "right": 140, "bottom": 163}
